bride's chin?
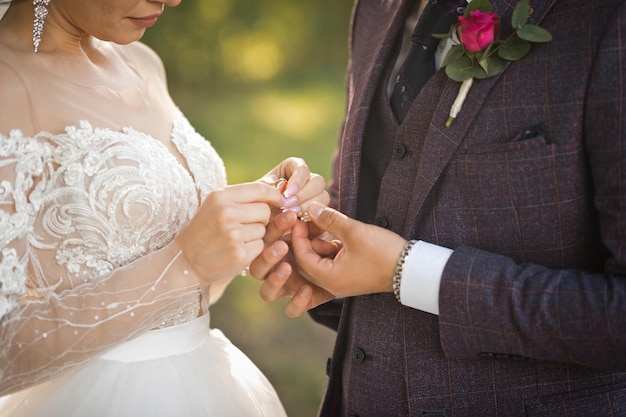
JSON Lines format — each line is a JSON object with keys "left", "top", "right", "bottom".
{"left": 96, "top": 30, "right": 146, "bottom": 46}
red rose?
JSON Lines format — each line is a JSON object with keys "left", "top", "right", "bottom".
{"left": 456, "top": 10, "right": 500, "bottom": 53}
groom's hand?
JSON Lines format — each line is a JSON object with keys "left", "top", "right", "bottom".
{"left": 249, "top": 210, "right": 335, "bottom": 318}
{"left": 291, "top": 202, "right": 407, "bottom": 298}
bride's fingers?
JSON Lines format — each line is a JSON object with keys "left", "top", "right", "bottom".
{"left": 231, "top": 202, "right": 273, "bottom": 225}
{"left": 295, "top": 174, "right": 327, "bottom": 203}
{"left": 279, "top": 175, "right": 328, "bottom": 214}
{"left": 241, "top": 239, "right": 266, "bottom": 266}
{"left": 216, "top": 182, "right": 282, "bottom": 207}
{"left": 238, "top": 223, "right": 269, "bottom": 244}
{"left": 260, "top": 157, "right": 310, "bottom": 196}
{"left": 276, "top": 157, "right": 310, "bottom": 187}
{"left": 205, "top": 201, "right": 271, "bottom": 226}
{"left": 222, "top": 223, "right": 267, "bottom": 252}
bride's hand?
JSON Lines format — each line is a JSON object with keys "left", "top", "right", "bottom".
{"left": 175, "top": 182, "right": 282, "bottom": 284}
{"left": 258, "top": 157, "right": 329, "bottom": 216}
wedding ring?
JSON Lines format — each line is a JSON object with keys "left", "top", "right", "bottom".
{"left": 274, "top": 177, "right": 309, "bottom": 221}
{"left": 274, "top": 178, "right": 288, "bottom": 194}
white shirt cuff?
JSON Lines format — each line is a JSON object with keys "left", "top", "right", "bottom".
{"left": 399, "top": 240, "right": 453, "bottom": 315}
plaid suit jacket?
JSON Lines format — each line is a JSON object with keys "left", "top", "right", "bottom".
{"left": 312, "top": 0, "right": 626, "bottom": 415}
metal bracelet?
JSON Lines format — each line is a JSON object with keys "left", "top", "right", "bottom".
{"left": 392, "top": 240, "right": 417, "bottom": 302}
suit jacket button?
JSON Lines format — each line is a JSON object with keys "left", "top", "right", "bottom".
{"left": 376, "top": 216, "right": 389, "bottom": 228}
{"left": 352, "top": 348, "right": 366, "bottom": 364}
{"left": 392, "top": 143, "right": 407, "bottom": 158}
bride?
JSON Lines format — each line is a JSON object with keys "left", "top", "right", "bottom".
{"left": 0, "top": 0, "right": 327, "bottom": 415}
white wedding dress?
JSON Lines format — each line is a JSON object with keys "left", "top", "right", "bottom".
{"left": 0, "top": 39, "right": 287, "bottom": 416}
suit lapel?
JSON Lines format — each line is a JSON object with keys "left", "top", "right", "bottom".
{"left": 402, "top": 0, "right": 558, "bottom": 236}
{"left": 339, "top": 0, "right": 416, "bottom": 217}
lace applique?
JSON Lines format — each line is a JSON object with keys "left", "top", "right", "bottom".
{"left": 171, "top": 117, "right": 227, "bottom": 203}
{"left": 158, "top": 118, "right": 226, "bottom": 328}
{"left": 0, "top": 248, "right": 26, "bottom": 319}
{"left": 0, "top": 131, "right": 53, "bottom": 317}
{"left": 0, "top": 117, "right": 226, "bottom": 324}
{"left": 27, "top": 121, "right": 198, "bottom": 282}
{"left": 0, "top": 181, "right": 31, "bottom": 247}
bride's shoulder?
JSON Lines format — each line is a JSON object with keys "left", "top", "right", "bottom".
{"left": 114, "top": 41, "right": 167, "bottom": 83}
{"left": 0, "top": 60, "right": 36, "bottom": 136}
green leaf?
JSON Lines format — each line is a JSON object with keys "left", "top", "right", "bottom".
{"left": 497, "top": 36, "right": 531, "bottom": 60}
{"left": 511, "top": 0, "right": 530, "bottom": 29}
{"left": 517, "top": 24, "right": 553, "bottom": 43}
{"left": 478, "top": 56, "right": 489, "bottom": 74}
{"left": 465, "top": 0, "right": 492, "bottom": 16}
{"left": 445, "top": 55, "right": 475, "bottom": 81}
{"left": 442, "top": 45, "right": 465, "bottom": 67}
{"left": 474, "top": 55, "right": 503, "bottom": 79}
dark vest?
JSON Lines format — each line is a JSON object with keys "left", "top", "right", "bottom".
{"left": 356, "top": 57, "right": 442, "bottom": 233}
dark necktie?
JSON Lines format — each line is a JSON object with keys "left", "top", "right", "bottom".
{"left": 390, "top": 0, "right": 465, "bottom": 122}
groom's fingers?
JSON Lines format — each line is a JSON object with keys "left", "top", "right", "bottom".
{"left": 263, "top": 211, "right": 298, "bottom": 245}
{"left": 305, "top": 202, "right": 353, "bottom": 243}
{"left": 259, "top": 262, "right": 293, "bottom": 302}
{"left": 284, "top": 285, "right": 313, "bottom": 318}
{"left": 291, "top": 222, "right": 338, "bottom": 284}
{"left": 249, "top": 211, "right": 297, "bottom": 280}
{"left": 249, "top": 240, "right": 289, "bottom": 281}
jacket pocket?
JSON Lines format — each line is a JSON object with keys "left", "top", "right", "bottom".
{"left": 462, "top": 125, "right": 552, "bottom": 155}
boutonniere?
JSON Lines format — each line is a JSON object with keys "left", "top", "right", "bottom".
{"left": 435, "top": 0, "right": 552, "bottom": 126}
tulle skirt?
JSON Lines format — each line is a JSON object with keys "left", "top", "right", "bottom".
{"left": 0, "top": 314, "right": 287, "bottom": 417}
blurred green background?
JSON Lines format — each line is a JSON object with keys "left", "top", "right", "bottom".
{"left": 142, "top": 1, "right": 353, "bottom": 416}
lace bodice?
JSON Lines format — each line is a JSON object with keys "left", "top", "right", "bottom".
{"left": 0, "top": 116, "right": 227, "bottom": 394}
{"left": 1, "top": 116, "right": 226, "bottom": 320}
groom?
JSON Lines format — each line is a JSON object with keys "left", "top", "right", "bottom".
{"left": 253, "top": 0, "right": 626, "bottom": 415}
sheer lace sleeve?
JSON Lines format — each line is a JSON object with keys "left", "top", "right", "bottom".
{"left": 0, "top": 126, "right": 211, "bottom": 396}
{"left": 0, "top": 170, "right": 30, "bottom": 321}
